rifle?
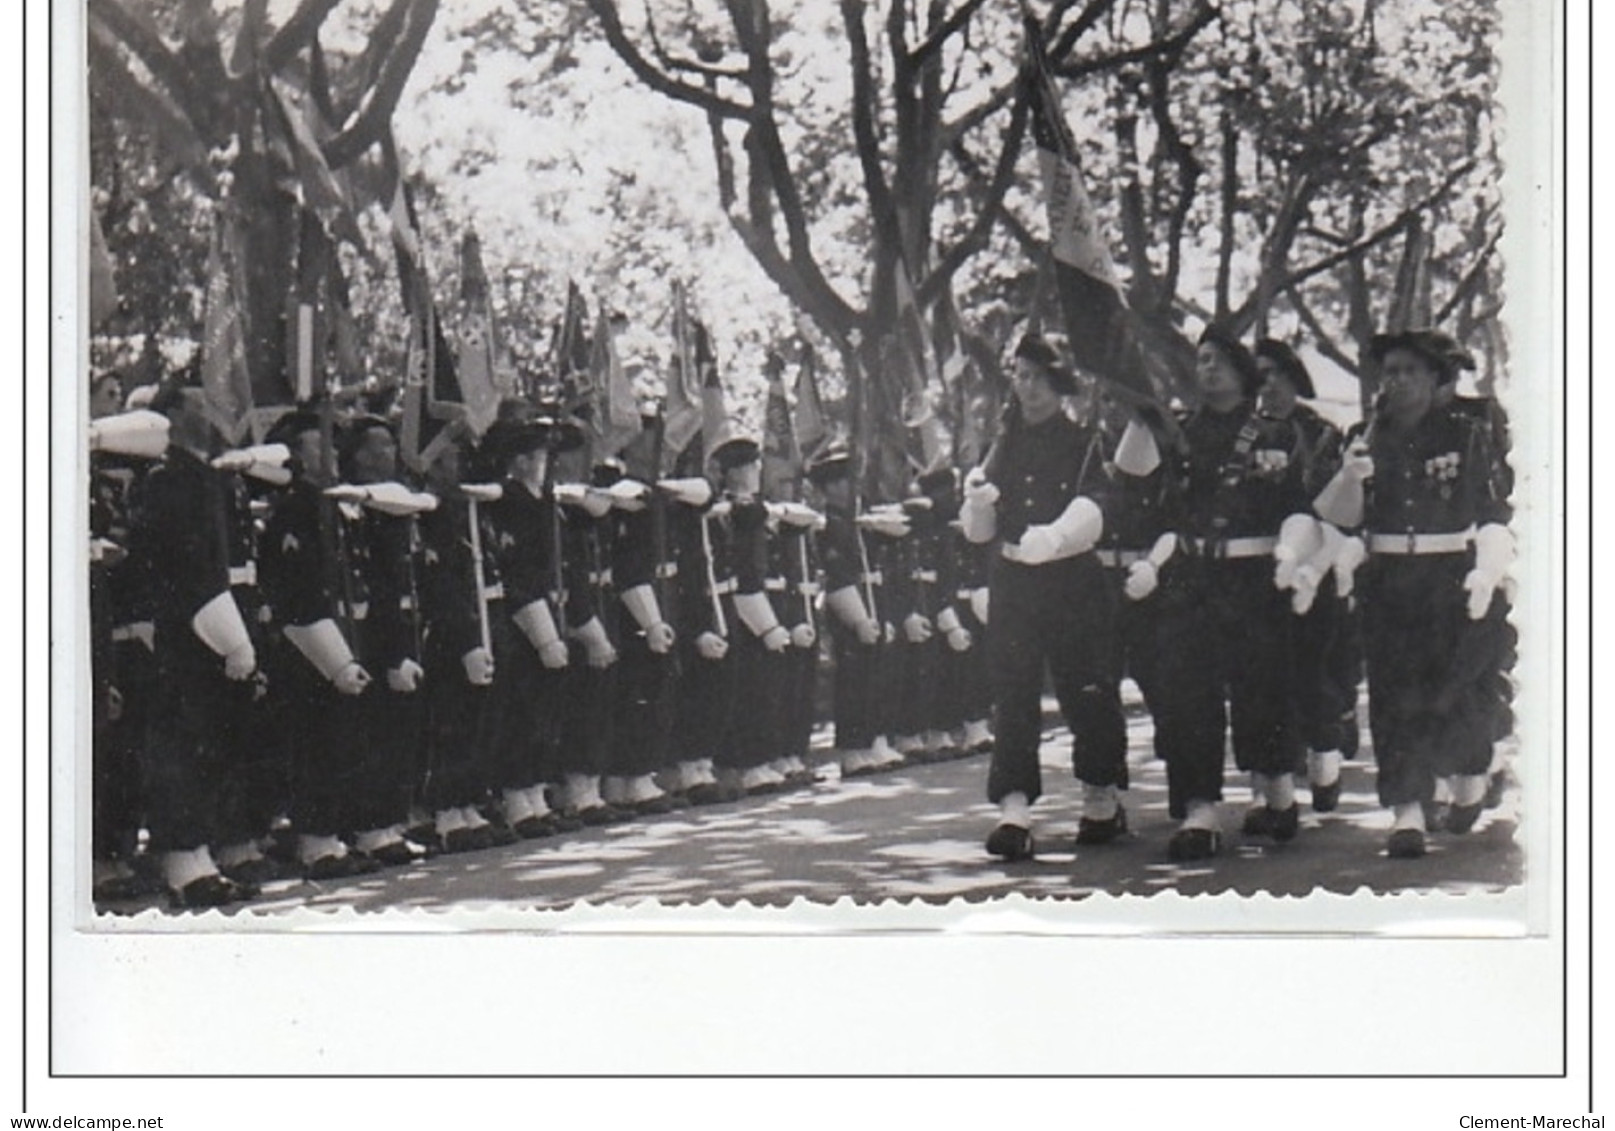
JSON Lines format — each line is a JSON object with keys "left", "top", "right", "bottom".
{"left": 466, "top": 494, "right": 493, "bottom": 657}
{"left": 699, "top": 505, "right": 729, "bottom": 639}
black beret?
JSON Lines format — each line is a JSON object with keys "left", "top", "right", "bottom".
{"left": 263, "top": 406, "right": 323, "bottom": 448}
{"left": 591, "top": 457, "right": 626, "bottom": 488}
{"left": 1197, "top": 324, "right": 1262, "bottom": 396}
{"left": 1368, "top": 329, "right": 1475, "bottom": 386}
{"left": 805, "top": 440, "right": 853, "bottom": 485}
{"left": 1254, "top": 338, "right": 1315, "bottom": 400}
{"left": 1014, "top": 333, "right": 1079, "bottom": 395}
{"left": 710, "top": 435, "right": 761, "bottom": 471}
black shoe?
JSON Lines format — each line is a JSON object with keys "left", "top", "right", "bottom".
{"left": 1422, "top": 800, "right": 1451, "bottom": 833}
{"left": 1268, "top": 803, "right": 1300, "bottom": 843}
{"left": 169, "top": 873, "right": 256, "bottom": 910}
{"left": 659, "top": 791, "right": 693, "bottom": 810}
{"left": 443, "top": 826, "right": 496, "bottom": 854}
{"left": 1483, "top": 769, "right": 1513, "bottom": 810}
{"left": 220, "top": 856, "right": 291, "bottom": 887}
{"left": 367, "top": 840, "right": 425, "bottom": 868}
{"left": 483, "top": 822, "right": 522, "bottom": 847}
{"left": 1167, "top": 827, "right": 1221, "bottom": 862}
{"left": 985, "top": 823, "right": 1035, "bottom": 862}
{"left": 1386, "top": 828, "right": 1427, "bottom": 858}
{"left": 1310, "top": 779, "right": 1342, "bottom": 813}
{"left": 575, "top": 804, "right": 625, "bottom": 826}
{"left": 684, "top": 783, "right": 728, "bottom": 806}
{"left": 404, "top": 828, "right": 444, "bottom": 858}
{"left": 1075, "top": 804, "right": 1127, "bottom": 846}
{"left": 633, "top": 795, "right": 677, "bottom": 815}
{"left": 968, "top": 739, "right": 994, "bottom": 756}
{"left": 512, "top": 815, "right": 557, "bottom": 839}
{"left": 93, "top": 872, "right": 151, "bottom": 903}
{"left": 1445, "top": 802, "right": 1485, "bottom": 835}
{"left": 303, "top": 852, "right": 378, "bottom": 881}
{"left": 1242, "top": 807, "right": 1275, "bottom": 837}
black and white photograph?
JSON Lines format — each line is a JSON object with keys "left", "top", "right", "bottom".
{"left": 39, "top": 0, "right": 1581, "bottom": 1098}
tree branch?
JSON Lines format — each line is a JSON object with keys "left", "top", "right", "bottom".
{"left": 643, "top": 2, "right": 749, "bottom": 82}
{"left": 329, "top": 0, "right": 413, "bottom": 123}
{"left": 584, "top": 0, "right": 752, "bottom": 121}
{"left": 924, "top": 84, "right": 1029, "bottom": 305}
{"left": 1434, "top": 228, "right": 1502, "bottom": 326}
{"left": 906, "top": 0, "right": 990, "bottom": 70}
{"left": 322, "top": 0, "right": 442, "bottom": 169}
{"left": 940, "top": 77, "right": 1017, "bottom": 148}
{"left": 88, "top": 23, "right": 210, "bottom": 175}
{"left": 88, "top": 0, "right": 213, "bottom": 138}
{"left": 1054, "top": 2, "right": 1218, "bottom": 80}
{"left": 1048, "top": 0, "right": 1120, "bottom": 62}
{"left": 842, "top": 0, "right": 894, "bottom": 227}
{"left": 1286, "top": 285, "right": 1360, "bottom": 378}
{"left": 263, "top": 0, "right": 343, "bottom": 73}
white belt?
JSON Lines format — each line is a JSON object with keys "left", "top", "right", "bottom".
{"left": 481, "top": 583, "right": 505, "bottom": 601}
{"left": 1186, "top": 536, "right": 1277, "bottom": 560}
{"left": 860, "top": 571, "right": 883, "bottom": 586}
{"left": 710, "top": 578, "right": 737, "bottom": 596}
{"left": 399, "top": 595, "right": 416, "bottom": 612}
{"left": 1095, "top": 549, "right": 1148, "bottom": 568}
{"left": 588, "top": 569, "right": 614, "bottom": 587}
{"left": 1000, "top": 541, "right": 1085, "bottom": 564}
{"left": 911, "top": 569, "right": 938, "bottom": 583}
{"left": 340, "top": 601, "right": 369, "bottom": 622}
{"left": 796, "top": 581, "right": 822, "bottom": 597}
{"left": 1368, "top": 529, "right": 1474, "bottom": 556}
{"left": 764, "top": 579, "right": 788, "bottom": 592}
{"left": 228, "top": 563, "right": 257, "bottom": 587}
{"left": 955, "top": 589, "right": 974, "bottom": 601}
{"left": 655, "top": 562, "right": 679, "bottom": 580}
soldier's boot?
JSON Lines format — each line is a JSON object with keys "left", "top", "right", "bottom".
{"left": 298, "top": 833, "right": 380, "bottom": 879}
{"left": 355, "top": 824, "right": 426, "bottom": 868}
{"left": 1444, "top": 773, "right": 1490, "bottom": 834}
{"left": 894, "top": 733, "right": 927, "bottom": 763}
{"left": 92, "top": 857, "right": 150, "bottom": 902}
{"left": 164, "top": 845, "right": 258, "bottom": 909}
{"left": 1306, "top": 749, "right": 1344, "bottom": 813}
{"left": 869, "top": 735, "right": 905, "bottom": 770}
{"left": 735, "top": 763, "right": 786, "bottom": 795}
{"left": 839, "top": 747, "right": 878, "bottom": 778}
{"left": 564, "top": 773, "right": 625, "bottom": 824}
{"left": 961, "top": 718, "right": 993, "bottom": 755}
{"left": 1167, "top": 801, "right": 1223, "bottom": 862}
{"left": 1386, "top": 802, "right": 1428, "bottom": 858}
{"left": 623, "top": 773, "right": 675, "bottom": 814}
{"left": 216, "top": 838, "right": 287, "bottom": 886}
{"left": 923, "top": 730, "right": 958, "bottom": 760}
{"left": 985, "top": 791, "right": 1035, "bottom": 862}
{"left": 1074, "top": 783, "right": 1127, "bottom": 846}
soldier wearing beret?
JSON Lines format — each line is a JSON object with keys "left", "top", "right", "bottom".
{"left": 1314, "top": 329, "right": 1513, "bottom": 857}
{"left": 764, "top": 484, "right": 825, "bottom": 786}
{"left": 960, "top": 335, "right": 1128, "bottom": 861}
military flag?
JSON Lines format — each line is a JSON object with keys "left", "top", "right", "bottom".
{"left": 200, "top": 212, "right": 255, "bottom": 443}
{"left": 761, "top": 352, "right": 800, "bottom": 496}
{"left": 793, "top": 343, "right": 828, "bottom": 456}
{"left": 269, "top": 76, "right": 362, "bottom": 247}
{"left": 663, "top": 281, "right": 707, "bottom": 463}
{"left": 1022, "top": 18, "right": 1156, "bottom": 407}
{"left": 584, "top": 311, "right": 642, "bottom": 460}
{"left": 451, "top": 230, "right": 502, "bottom": 435}
{"left": 891, "top": 257, "right": 951, "bottom": 472}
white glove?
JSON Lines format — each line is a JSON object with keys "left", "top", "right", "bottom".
{"left": 646, "top": 621, "right": 676, "bottom": 654}
{"left": 790, "top": 623, "right": 817, "bottom": 649}
{"left": 762, "top": 625, "right": 790, "bottom": 653}
{"left": 969, "top": 587, "right": 989, "bottom": 626}
{"left": 1340, "top": 439, "right": 1374, "bottom": 482}
{"left": 882, "top": 621, "right": 897, "bottom": 645}
{"left": 573, "top": 617, "right": 618, "bottom": 668}
{"left": 903, "top": 613, "right": 933, "bottom": 643}
{"left": 1125, "top": 560, "right": 1159, "bottom": 601}
{"left": 1464, "top": 523, "right": 1514, "bottom": 620}
{"left": 855, "top": 618, "right": 881, "bottom": 646}
{"left": 696, "top": 631, "right": 729, "bottom": 661}
{"left": 333, "top": 662, "right": 371, "bottom": 696}
{"left": 1290, "top": 564, "right": 1323, "bottom": 615}
{"left": 963, "top": 466, "right": 1000, "bottom": 507}
{"left": 223, "top": 643, "right": 257, "bottom": 682}
{"left": 538, "top": 640, "right": 570, "bottom": 670}
{"left": 959, "top": 467, "right": 999, "bottom": 543}
{"left": 1016, "top": 524, "right": 1060, "bottom": 565}
{"left": 946, "top": 626, "right": 972, "bottom": 652}
{"left": 462, "top": 646, "right": 495, "bottom": 686}
{"left": 1274, "top": 514, "right": 1322, "bottom": 591}
{"left": 387, "top": 658, "right": 425, "bottom": 693}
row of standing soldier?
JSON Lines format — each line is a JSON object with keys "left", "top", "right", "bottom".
{"left": 87, "top": 376, "right": 997, "bottom": 909}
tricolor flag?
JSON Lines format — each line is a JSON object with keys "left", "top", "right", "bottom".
{"left": 1023, "top": 18, "right": 1156, "bottom": 407}
{"left": 663, "top": 281, "right": 706, "bottom": 464}
{"left": 793, "top": 343, "right": 828, "bottom": 456}
{"left": 761, "top": 352, "right": 800, "bottom": 496}
{"left": 201, "top": 215, "right": 255, "bottom": 443}
{"left": 551, "top": 281, "right": 592, "bottom": 396}
{"left": 585, "top": 311, "right": 642, "bottom": 460}
{"left": 451, "top": 230, "right": 502, "bottom": 435}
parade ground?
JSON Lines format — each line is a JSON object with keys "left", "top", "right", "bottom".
{"left": 93, "top": 693, "right": 1524, "bottom": 917}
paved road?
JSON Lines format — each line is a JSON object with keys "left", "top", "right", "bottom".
{"left": 99, "top": 698, "right": 1523, "bottom": 917}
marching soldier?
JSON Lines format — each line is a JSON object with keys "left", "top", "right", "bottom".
{"left": 482, "top": 415, "right": 579, "bottom": 836}
{"left": 1254, "top": 338, "right": 1358, "bottom": 812}
{"left": 959, "top": 335, "right": 1128, "bottom": 861}
{"left": 132, "top": 385, "right": 263, "bottom": 907}
{"left": 1313, "top": 329, "right": 1512, "bottom": 857}
{"left": 1115, "top": 326, "right": 1315, "bottom": 861}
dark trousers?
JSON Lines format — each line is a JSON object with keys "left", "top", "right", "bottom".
{"left": 1151, "top": 557, "right": 1301, "bottom": 819}
{"left": 984, "top": 555, "right": 1126, "bottom": 805}
{"left": 1286, "top": 576, "right": 1356, "bottom": 758}
{"left": 558, "top": 643, "right": 617, "bottom": 778}
{"left": 422, "top": 612, "right": 512, "bottom": 812}
{"left": 896, "top": 634, "right": 943, "bottom": 736}
{"left": 610, "top": 631, "right": 676, "bottom": 777}
{"left": 673, "top": 643, "right": 736, "bottom": 765}
{"left": 1361, "top": 556, "right": 1507, "bottom": 807}
{"left": 830, "top": 631, "right": 881, "bottom": 751}
{"left": 141, "top": 633, "right": 238, "bottom": 852}
{"left": 780, "top": 642, "right": 818, "bottom": 761}
{"left": 493, "top": 646, "right": 564, "bottom": 791}
{"left": 94, "top": 636, "right": 153, "bottom": 859}
{"left": 947, "top": 598, "right": 992, "bottom": 725}
{"left": 1113, "top": 577, "right": 1162, "bottom": 719}
{"left": 718, "top": 631, "right": 786, "bottom": 770}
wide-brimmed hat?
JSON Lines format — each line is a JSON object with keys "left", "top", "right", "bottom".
{"left": 1197, "top": 325, "right": 1261, "bottom": 396}
{"left": 1014, "top": 333, "right": 1079, "bottom": 396}
{"left": 1368, "top": 329, "right": 1475, "bottom": 386}
{"left": 710, "top": 434, "right": 762, "bottom": 472}
{"left": 1254, "top": 338, "right": 1315, "bottom": 399}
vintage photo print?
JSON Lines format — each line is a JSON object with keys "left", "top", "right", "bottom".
{"left": 45, "top": 0, "right": 1574, "bottom": 1085}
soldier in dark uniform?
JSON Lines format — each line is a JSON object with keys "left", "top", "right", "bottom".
{"left": 947, "top": 518, "right": 995, "bottom": 757}
{"left": 1117, "top": 326, "right": 1317, "bottom": 861}
{"left": 657, "top": 463, "right": 729, "bottom": 803}
{"left": 1254, "top": 339, "right": 1358, "bottom": 813}
{"left": 899, "top": 468, "right": 966, "bottom": 760}
{"left": 1313, "top": 329, "right": 1512, "bottom": 857}
{"left": 765, "top": 493, "right": 824, "bottom": 785}
{"left": 132, "top": 386, "right": 263, "bottom": 907}
{"left": 552, "top": 448, "right": 626, "bottom": 824}
{"left": 415, "top": 426, "right": 519, "bottom": 853}
{"left": 600, "top": 422, "right": 681, "bottom": 813}
{"left": 959, "top": 335, "right": 1127, "bottom": 861}
{"left": 482, "top": 416, "right": 579, "bottom": 836}
{"left": 810, "top": 445, "right": 903, "bottom": 778}
{"left": 711, "top": 435, "right": 796, "bottom": 795}
{"left": 88, "top": 388, "right": 162, "bottom": 901}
